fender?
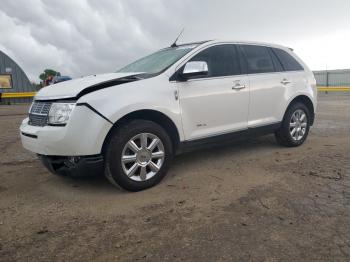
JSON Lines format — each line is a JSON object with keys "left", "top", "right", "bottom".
{"left": 284, "top": 92, "right": 315, "bottom": 112}
{"left": 108, "top": 105, "right": 184, "bottom": 141}
{"left": 282, "top": 92, "right": 316, "bottom": 125}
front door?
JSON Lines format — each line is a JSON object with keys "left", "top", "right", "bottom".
{"left": 176, "top": 44, "right": 250, "bottom": 141}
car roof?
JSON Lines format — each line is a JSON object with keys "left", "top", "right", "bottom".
{"left": 175, "top": 40, "right": 213, "bottom": 47}
{"left": 178, "top": 39, "right": 291, "bottom": 51}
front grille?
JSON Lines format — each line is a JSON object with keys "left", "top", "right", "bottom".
{"left": 29, "top": 114, "right": 48, "bottom": 126}
{"left": 28, "top": 101, "right": 52, "bottom": 126}
{"left": 30, "top": 101, "right": 51, "bottom": 115}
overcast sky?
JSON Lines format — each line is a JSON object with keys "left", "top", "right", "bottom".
{"left": 1, "top": 0, "right": 350, "bottom": 82}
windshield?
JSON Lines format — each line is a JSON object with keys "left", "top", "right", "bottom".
{"left": 117, "top": 44, "right": 197, "bottom": 74}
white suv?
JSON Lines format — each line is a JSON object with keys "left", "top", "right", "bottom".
{"left": 20, "top": 40, "right": 317, "bottom": 191}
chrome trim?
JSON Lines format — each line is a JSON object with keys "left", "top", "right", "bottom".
{"left": 34, "top": 95, "right": 76, "bottom": 101}
{"left": 170, "top": 74, "right": 249, "bottom": 83}
{"left": 248, "top": 121, "right": 281, "bottom": 129}
{"left": 169, "top": 41, "right": 305, "bottom": 83}
{"left": 281, "top": 79, "right": 291, "bottom": 85}
{"left": 28, "top": 101, "right": 52, "bottom": 127}
{"left": 232, "top": 83, "right": 246, "bottom": 90}
{"left": 184, "top": 121, "right": 282, "bottom": 142}
{"left": 183, "top": 61, "right": 208, "bottom": 75}
{"left": 185, "top": 127, "right": 248, "bottom": 142}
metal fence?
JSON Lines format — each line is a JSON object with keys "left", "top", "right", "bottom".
{"left": 314, "top": 69, "right": 350, "bottom": 87}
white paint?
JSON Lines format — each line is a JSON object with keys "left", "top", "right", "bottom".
{"left": 20, "top": 40, "right": 316, "bottom": 156}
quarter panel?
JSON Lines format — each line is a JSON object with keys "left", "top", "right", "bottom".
{"left": 282, "top": 71, "right": 316, "bottom": 115}
{"left": 248, "top": 71, "right": 315, "bottom": 126}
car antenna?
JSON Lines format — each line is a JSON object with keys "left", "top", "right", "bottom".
{"left": 171, "top": 28, "right": 184, "bottom": 48}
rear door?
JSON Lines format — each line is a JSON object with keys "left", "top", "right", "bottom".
{"left": 177, "top": 44, "right": 250, "bottom": 140}
{"left": 238, "top": 44, "right": 287, "bottom": 127}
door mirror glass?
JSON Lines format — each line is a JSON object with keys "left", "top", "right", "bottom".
{"left": 182, "top": 61, "right": 208, "bottom": 79}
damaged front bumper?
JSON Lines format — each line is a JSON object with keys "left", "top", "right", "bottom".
{"left": 39, "top": 154, "right": 104, "bottom": 178}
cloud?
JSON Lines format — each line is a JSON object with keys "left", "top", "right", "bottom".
{"left": 1, "top": 0, "right": 350, "bottom": 81}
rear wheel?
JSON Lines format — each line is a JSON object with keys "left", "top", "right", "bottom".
{"left": 275, "top": 102, "right": 311, "bottom": 147}
{"left": 104, "top": 120, "right": 173, "bottom": 191}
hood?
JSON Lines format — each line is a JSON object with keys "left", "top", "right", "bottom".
{"left": 35, "top": 72, "right": 142, "bottom": 100}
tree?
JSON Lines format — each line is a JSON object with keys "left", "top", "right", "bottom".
{"left": 39, "top": 69, "right": 61, "bottom": 81}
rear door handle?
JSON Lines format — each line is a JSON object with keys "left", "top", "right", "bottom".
{"left": 281, "top": 79, "right": 291, "bottom": 85}
{"left": 232, "top": 83, "right": 246, "bottom": 90}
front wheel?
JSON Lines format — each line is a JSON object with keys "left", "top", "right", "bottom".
{"left": 275, "top": 102, "right": 311, "bottom": 147}
{"left": 104, "top": 120, "right": 173, "bottom": 191}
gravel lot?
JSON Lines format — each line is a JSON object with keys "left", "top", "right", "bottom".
{"left": 1, "top": 93, "right": 350, "bottom": 261}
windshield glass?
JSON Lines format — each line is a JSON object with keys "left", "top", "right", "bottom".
{"left": 117, "top": 45, "right": 197, "bottom": 74}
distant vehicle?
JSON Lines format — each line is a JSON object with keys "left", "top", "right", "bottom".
{"left": 51, "top": 76, "right": 72, "bottom": 85}
{"left": 20, "top": 40, "right": 317, "bottom": 191}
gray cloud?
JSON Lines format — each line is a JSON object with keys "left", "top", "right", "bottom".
{"left": 1, "top": 0, "right": 350, "bottom": 82}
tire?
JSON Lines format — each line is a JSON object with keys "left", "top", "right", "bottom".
{"left": 275, "top": 102, "right": 311, "bottom": 147}
{"left": 104, "top": 120, "right": 173, "bottom": 191}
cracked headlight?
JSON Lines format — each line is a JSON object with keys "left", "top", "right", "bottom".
{"left": 48, "top": 103, "right": 75, "bottom": 126}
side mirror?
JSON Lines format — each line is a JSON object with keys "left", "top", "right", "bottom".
{"left": 181, "top": 61, "right": 208, "bottom": 80}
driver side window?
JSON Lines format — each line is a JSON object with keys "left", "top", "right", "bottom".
{"left": 189, "top": 44, "right": 241, "bottom": 78}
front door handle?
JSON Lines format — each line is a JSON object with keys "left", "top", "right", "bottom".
{"left": 281, "top": 79, "right": 291, "bottom": 85}
{"left": 232, "top": 83, "right": 246, "bottom": 90}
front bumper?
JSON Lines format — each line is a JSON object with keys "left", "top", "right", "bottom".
{"left": 20, "top": 105, "right": 113, "bottom": 156}
{"left": 39, "top": 155, "right": 104, "bottom": 177}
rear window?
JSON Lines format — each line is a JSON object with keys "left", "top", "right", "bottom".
{"left": 240, "top": 45, "right": 275, "bottom": 74}
{"left": 268, "top": 48, "right": 284, "bottom": 72}
{"left": 272, "top": 48, "right": 304, "bottom": 71}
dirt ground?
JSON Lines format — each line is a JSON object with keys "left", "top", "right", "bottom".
{"left": 0, "top": 93, "right": 350, "bottom": 262}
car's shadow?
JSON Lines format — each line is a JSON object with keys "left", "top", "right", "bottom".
{"left": 53, "top": 135, "right": 280, "bottom": 193}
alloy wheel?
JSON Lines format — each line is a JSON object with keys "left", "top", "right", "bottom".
{"left": 289, "top": 109, "right": 308, "bottom": 141}
{"left": 121, "top": 133, "right": 165, "bottom": 181}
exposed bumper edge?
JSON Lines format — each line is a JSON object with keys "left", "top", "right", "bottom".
{"left": 39, "top": 154, "right": 104, "bottom": 177}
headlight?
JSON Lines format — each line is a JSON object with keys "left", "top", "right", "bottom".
{"left": 48, "top": 103, "right": 75, "bottom": 125}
